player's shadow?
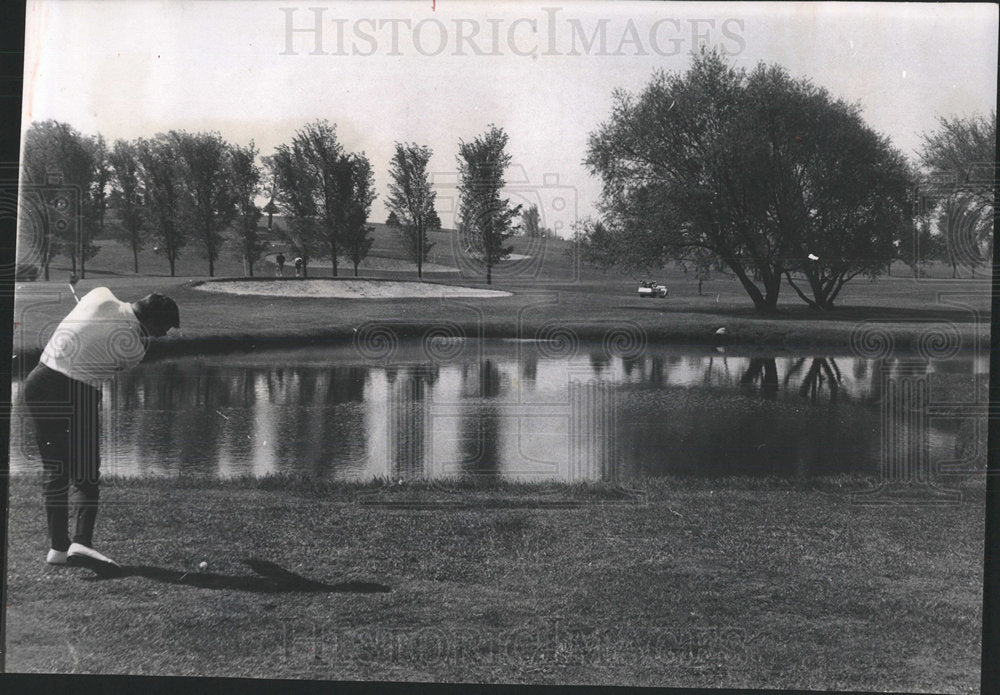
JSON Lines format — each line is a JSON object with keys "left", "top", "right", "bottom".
{"left": 78, "top": 557, "right": 390, "bottom": 593}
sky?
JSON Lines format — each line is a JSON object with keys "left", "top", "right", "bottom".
{"left": 21, "top": 0, "right": 999, "bottom": 235}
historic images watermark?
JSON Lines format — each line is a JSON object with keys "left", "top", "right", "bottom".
{"left": 279, "top": 7, "right": 746, "bottom": 58}
{"left": 347, "top": 294, "right": 649, "bottom": 494}
{"left": 430, "top": 166, "right": 580, "bottom": 282}
{"left": 849, "top": 314, "right": 987, "bottom": 505}
{"left": 910, "top": 163, "right": 996, "bottom": 281}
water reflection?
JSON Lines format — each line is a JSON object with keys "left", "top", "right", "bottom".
{"left": 739, "top": 357, "right": 779, "bottom": 398}
{"left": 785, "top": 358, "right": 841, "bottom": 404}
{"left": 7, "top": 342, "right": 986, "bottom": 481}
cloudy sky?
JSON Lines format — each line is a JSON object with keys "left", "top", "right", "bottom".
{"left": 22, "top": 1, "right": 998, "bottom": 234}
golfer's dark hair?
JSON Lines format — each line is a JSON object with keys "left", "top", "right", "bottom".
{"left": 133, "top": 293, "right": 180, "bottom": 330}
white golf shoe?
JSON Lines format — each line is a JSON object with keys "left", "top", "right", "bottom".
{"left": 67, "top": 542, "right": 120, "bottom": 568}
{"left": 46, "top": 549, "right": 68, "bottom": 565}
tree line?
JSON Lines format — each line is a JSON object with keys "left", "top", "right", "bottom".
{"left": 579, "top": 49, "right": 995, "bottom": 311}
{"left": 19, "top": 120, "right": 529, "bottom": 283}
{"left": 22, "top": 51, "right": 991, "bottom": 305}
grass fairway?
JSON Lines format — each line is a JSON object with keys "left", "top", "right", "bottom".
{"left": 8, "top": 232, "right": 989, "bottom": 689}
{"left": 4, "top": 475, "right": 984, "bottom": 690}
{"left": 12, "top": 234, "right": 990, "bottom": 364}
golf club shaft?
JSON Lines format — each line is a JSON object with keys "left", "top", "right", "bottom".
{"left": 69, "top": 284, "right": 79, "bottom": 303}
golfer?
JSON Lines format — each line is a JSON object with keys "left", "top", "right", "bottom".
{"left": 275, "top": 252, "right": 285, "bottom": 277}
{"left": 294, "top": 256, "right": 303, "bottom": 277}
{"left": 22, "top": 287, "right": 180, "bottom": 568}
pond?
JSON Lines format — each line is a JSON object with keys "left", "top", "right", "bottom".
{"left": 7, "top": 340, "right": 988, "bottom": 482}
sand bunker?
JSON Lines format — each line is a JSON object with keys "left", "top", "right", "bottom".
{"left": 193, "top": 279, "right": 512, "bottom": 299}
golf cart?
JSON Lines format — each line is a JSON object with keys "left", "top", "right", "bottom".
{"left": 637, "top": 281, "right": 669, "bottom": 298}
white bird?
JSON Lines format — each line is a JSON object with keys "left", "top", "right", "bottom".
{"left": 715, "top": 327, "right": 727, "bottom": 336}
{"left": 808, "top": 253, "right": 820, "bottom": 261}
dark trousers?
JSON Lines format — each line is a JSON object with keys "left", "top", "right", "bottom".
{"left": 22, "top": 363, "right": 102, "bottom": 551}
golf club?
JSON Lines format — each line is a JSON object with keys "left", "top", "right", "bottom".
{"left": 68, "top": 274, "right": 80, "bottom": 303}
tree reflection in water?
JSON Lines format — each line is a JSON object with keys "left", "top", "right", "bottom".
{"left": 458, "top": 360, "right": 502, "bottom": 476}
{"left": 388, "top": 365, "right": 438, "bottom": 479}
{"left": 784, "top": 358, "right": 843, "bottom": 404}
{"left": 739, "top": 358, "right": 778, "bottom": 399}
{"left": 8, "top": 342, "right": 981, "bottom": 481}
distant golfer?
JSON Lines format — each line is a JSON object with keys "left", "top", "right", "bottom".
{"left": 294, "top": 256, "right": 303, "bottom": 277}
{"left": 22, "top": 287, "right": 180, "bottom": 569}
{"left": 275, "top": 252, "right": 285, "bottom": 277}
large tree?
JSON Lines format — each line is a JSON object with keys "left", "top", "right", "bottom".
{"left": 136, "top": 135, "right": 188, "bottom": 277}
{"left": 230, "top": 141, "right": 266, "bottom": 277}
{"left": 918, "top": 112, "right": 996, "bottom": 278}
{"left": 272, "top": 121, "right": 380, "bottom": 277}
{"left": 108, "top": 139, "right": 146, "bottom": 273}
{"left": 584, "top": 50, "right": 910, "bottom": 311}
{"left": 585, "top": 51, "right": 781, "bottom": 310}
{"left": 339, "top": 152, "right": 377, "bottom": 277}
{"left": 20, "top": 120, "right": 98, "bottom": 280}
{"left": 295, "top": 120, "right": 346, "bottom": 276}
{"left": 79, "top": 133, "right": 110, "bottom": 279}
{"left": 522, "top": 204, "right": 541, "bottom": 238}
{"left": 919, "top": 111, "right": 996, "bottom": 202}
{"left": 171, "top": 130, "right": 237, "bottom": 277}
{"left": 456, "top": 125, "right": 522, "bottom": 285}
{"left": 939, "top": 192, "right": 992, "bottom": 278}
{"left": 260, "top": 153, "right": 280, "bottom": 234}
{"left": 386, "top": 142, "right": 437, "bottom": 279}
{"left": 766, "top": 69, "right": 912, "bottom": 310}
{"left": 895, "top": 195, "right": 941, "bottom": 279}
{"left": 269, "top": 140, "right": 320, "bottom": 276}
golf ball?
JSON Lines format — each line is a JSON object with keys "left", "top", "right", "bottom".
{"left": 199, "top": 561, "right": 208, "bottom": 570}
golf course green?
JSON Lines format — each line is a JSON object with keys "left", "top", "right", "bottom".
{"left": 5, "top": 233, "right": 990, "bottom": 689}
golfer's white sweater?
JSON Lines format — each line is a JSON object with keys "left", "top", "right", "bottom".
{"left": 40, "top": 287, "right": 146, "bottom": 388}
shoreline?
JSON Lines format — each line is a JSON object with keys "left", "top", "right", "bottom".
{"left": 12, "top": 318, "right": 988, "bottom": 373}
{"left": 6, "top": 471, "right": 987, "bottom": 504}
{"left": 12, "top": 272, "right": 990, "bottom": 373}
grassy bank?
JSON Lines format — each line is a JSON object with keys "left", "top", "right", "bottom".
{"left": 12, "top": 271, "right": 990, "bottom": 371}
{"left": 4, "top": 474, "right": 984, "bottom": 690}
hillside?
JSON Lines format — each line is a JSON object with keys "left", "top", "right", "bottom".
{"left": 54, "top": 217, "right": 584, "bottom": 281}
